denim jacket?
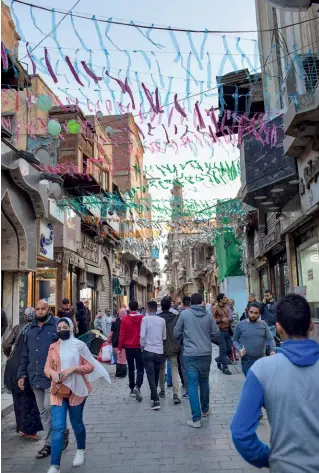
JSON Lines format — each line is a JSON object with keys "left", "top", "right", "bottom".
{"left": 17, "top": 315, "right": 58, "bottom": 390}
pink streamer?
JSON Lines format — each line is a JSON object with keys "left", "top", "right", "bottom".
{"left": 44, "top": 48, "right": 58, "bottom": 83}
{"left": 65, "top": 56, "right": 84, "bottom": 86}
{"left": 81, "top": 61, "right": 102, "bottom": 84}
{"left": 174, "top": 94, "right": 187, "bottom": 118}
{"left": 141, "top": 83, "right": 157, "bottom": 114}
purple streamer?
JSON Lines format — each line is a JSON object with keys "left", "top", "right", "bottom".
{"left": 44, "top": 48, "right": 58, "bottom": 83}
{"left": 65, "top": 56, "right": 84, "bottom": 86}
{"left": 26, "top": 42, "right": 36, "bottom": 75}
{"left": 174, "top": 94, "right": 187, "bottom": 118}
{"left": 81, "top": 61, "right": 102, "bottom": 84}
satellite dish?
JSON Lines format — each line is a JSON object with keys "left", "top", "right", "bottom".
{"left": 96, "top": 111, "right": 103, "bottom": 120}
{"left": 105, "top": 126, "right": 114, "bottom": 136}
{"left": 264, "top": 0, "right": 317, "bottom": 10}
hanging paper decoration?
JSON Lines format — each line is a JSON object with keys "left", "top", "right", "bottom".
{"left": 47, "top": 119, "right": 61, "bottom": 136}
{"left": 67, "top": 119, "right": 81, "bottom": 134}
{"left": 36, "top": 94, "right": 53, "bottom": 112}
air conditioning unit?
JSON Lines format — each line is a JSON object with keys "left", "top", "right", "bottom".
{"left": 265, "top": 0, "right": 318, "bottom": 10}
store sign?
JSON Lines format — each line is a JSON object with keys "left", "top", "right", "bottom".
{"left": 298, "top": 151, "right": 319, "bottom": 212}
{"left": 78, "top": 234, "right": 99, "bottom": 264}
{"left": 38, "top": 220, "right": 54, "bottom": 260}
{"left": 308, "top": 269, "right": 314, "bottom": 281}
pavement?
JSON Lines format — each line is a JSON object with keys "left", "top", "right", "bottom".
{"left": 1, "top": 346, "right": 270, "bottom": 473}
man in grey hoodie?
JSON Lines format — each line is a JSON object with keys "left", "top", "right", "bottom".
{"left": 231, "top": 294, "right": 319, "bottom": 473}
{"left": 174, "top": 293, "right": 220, "bottom": 428}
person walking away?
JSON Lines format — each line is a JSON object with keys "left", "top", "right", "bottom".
{"left": 231, "top": 294, "right": 319, "bottom": 473}
{"left": 174, "top": 293, "right": 219, "bottom": 428}
{"left": 158, "top": 298, "right": 181, "bottom": 404}
{"left": 261, "top": 290, "right": 277, "bottom": 351}
{"left": 107, "top": 308, "right": 127, "bottom": 378}
{"left": 3, "top": 308, "right": 42, "bottom": 440}
{"left": 233, "top": 302, "right": 276, "bottom": 377}
{"left": 140, "top": 300, "right": 166, "bottom": 410}
{"left": 118, "top": 300, "right": 144, "bottom": 401}
{"left": 214, "top": 294, "right": 232, "bottom": 375}
{"left": 83, "top": 300, "right": 91, "bottom": 328}
{"left": 57, "top": 299, "right": 77, "bottom": 333}
{"left": 180, "top": 296, "right": 190, "bottom": 399}
{"left": 44, "top": 318, "right": 110, "bottom": 473}
{"left": 75, "top": 302, "right": 88, "bottom": 337}
{"left": 17, "top": 300, "right": 69, "bottom": 459}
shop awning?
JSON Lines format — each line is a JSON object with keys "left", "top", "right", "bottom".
{"left": 86, "top": 264, "right": 103, "bottom": 276}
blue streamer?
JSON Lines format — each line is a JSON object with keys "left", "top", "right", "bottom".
{"left": 30, "top": 6, "right": 45, "bottom": 35}
{"left": 123, "top": 50, "right": 132, "bottom": 84}
{"left": 207, "top": 52, "right": 212, "bottom": 88}
{"left": 233, "top": 85, "right": 239, "bottom": 114}
{"left": 164, "top": 77, "right": 173, "bottom": 117}
{"left": 92, "top": 14, "right": 110, "bottom": 66}
{"left": 200, "top": 29, "right": 208, "bottom": 60}
{"left": 187, "top": 31, "right": 203, "bottom": 70}
{"left": 151, "top": 52, "right": 165, "bottom": 89}
{"left": 97, "top": 88, "right": 103, "bottom": 104}
{"left": 117, "top": 69, "right": 124, "bottom": 104}
{"left": 30, "top": 51, "right": 49, "bottom": 75}
{"left": 70, "top": 12, "right": 89, "bottom": 52}
{"left": 199, "top": 81, "right": 204, "bottom": 104}
{"left": 105, "top": 18, "right": 122, "bottom": 52}
{"left": 151, "top": 74, "right": 158, "bottom": 89}
{"left": 181, "top": 53, "right": 198, "bottom": 86}
{"left": 253, "top": 40, "right": 259, "bottom": 74}
{"left": 168, "top": 27, "right": 181, "bottom": 63}
{"left": 10, "top": 1, "right": 26, "bottom": 42}
{"left": 222, "top": 35, "right": 238, "bottom": 71}
{"left": 58, "top": 87, "right": 86, "bottom": 105}
{"left": 134, "top": 50, "right": 151, "bottom": 70}
{"left": 134, "top": 71, "right": 145, "bottom": 114}
{"left": 235, "top": 37, "right": 254, "bottom": 72}
{"left": 105, "top": 82, "right": 119, "bottom": 115}
{"left": 52, "top": 10, "right": 65, "bottom": 61}
{"left": 129, "top": 21, "right": 164, "bottom": 49}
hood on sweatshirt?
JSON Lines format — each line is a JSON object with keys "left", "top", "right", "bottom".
{"left": 189, "top": 305, "right": 207, "bottom": 318}
{"left": 278, "top": 339, "right": 319, "bottom": 366}
{"left": 160, "top": 311, "right": 178, "bottom": 323}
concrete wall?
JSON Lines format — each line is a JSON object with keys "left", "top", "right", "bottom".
{"left": 220, "top": 276, "right": 248, "bottom": 319}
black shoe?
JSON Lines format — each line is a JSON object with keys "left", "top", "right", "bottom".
{"left": 159, "top": 390, "right": 165, "bottom": 398}
{"left": 217, "top": 362, "right": 222, "bottom": 371}
{"left": 151, "top": 401, "right": 160, "bottom": 410}
{"left": 222, "top": 368, "right": 232, "bottom": 375}
{"left": 63, "top": 428, "right": 69, "bottom": 451}
{"left": 173, "top": 394, "right": 181, "bottom": 405}
{"left": 130, "top": 389, "right": 136, "bottom": 397}
{"left": 133, "top": 387, "right": 143, "bottom": 401}
{"left": 182, "top": 391, "right": 189, "bottom": 399}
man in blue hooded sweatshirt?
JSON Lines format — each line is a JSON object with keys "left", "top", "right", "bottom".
{"left": 231, "top": 294, "right": 319, "bottom": 473}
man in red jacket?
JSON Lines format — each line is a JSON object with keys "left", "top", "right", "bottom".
{"left": 118, "top": 300, "right": 144, "bottom": 401}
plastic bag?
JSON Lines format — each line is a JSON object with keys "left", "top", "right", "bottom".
{"left": 97, "top": 343, "right": 112, "bottom": 363}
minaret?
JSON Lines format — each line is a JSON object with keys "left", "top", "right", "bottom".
{"left": 170, "top": 172, "right": 184, "bottom": 221}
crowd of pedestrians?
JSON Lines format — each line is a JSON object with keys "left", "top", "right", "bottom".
{"left": 1, "top": 289, "right": 318, "bottom": 473}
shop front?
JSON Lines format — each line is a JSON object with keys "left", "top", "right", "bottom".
{"left": 98, "top": 245, "right": 113, "bottom": 312}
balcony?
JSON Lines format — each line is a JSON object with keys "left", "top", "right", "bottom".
{"left": 240, "top": 115, "right": 298, "bottom": 211}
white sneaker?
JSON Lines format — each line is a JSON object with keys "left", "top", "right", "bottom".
{"left": 73, "top": 449, "right": 85, "bottom": 467}
{"left": 187, "top": 420, "right": 202, "bottom": 428}
{"left": 47, "top": 467, "right": 60, "bottom": 473}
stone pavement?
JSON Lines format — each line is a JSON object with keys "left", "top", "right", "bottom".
{"left": 1, "top": 347, "right": 270, "bottom": 473}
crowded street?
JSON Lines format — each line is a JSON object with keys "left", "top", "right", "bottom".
{"left": 2, "top": 347, "right": 269, "bottom": 473}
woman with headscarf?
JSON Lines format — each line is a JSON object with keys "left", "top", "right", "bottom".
{"left": 44, "top": 318, "right": 111, "bottom": 473}
{"left": 106, "top": 308, "right": 127, "bottom": 378}
{"left": 75, "top": 301, "right": 88, "bottom": 337}
{"left": 3, "top": 308, "right": 43, "bottom": 440}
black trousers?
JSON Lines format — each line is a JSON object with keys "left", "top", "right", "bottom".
{"left": 216, "top": 331, "right": 233, "bottom": 369}
{"left": 143, "top": 350, "right": 162, "bottom": 401}
{"left": 126, "top": 348, "right": 144, "bottom": 390}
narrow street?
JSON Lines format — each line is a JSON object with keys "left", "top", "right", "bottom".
{"left": 2, "top": 347, "right": 269, "bottom": 473}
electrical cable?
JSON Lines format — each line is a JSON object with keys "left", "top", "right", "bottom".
{"left": 12, "top": 0, "right": 319, "bottom": 34}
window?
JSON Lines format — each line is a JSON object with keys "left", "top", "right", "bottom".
{"left": 303, "top": 55, "right": 319, "bottom": 94}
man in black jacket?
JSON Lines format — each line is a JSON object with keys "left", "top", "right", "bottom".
{"left": 158, "top": 298, "right": 181, "bottom": 404}
{"left": 18, "top": 300, "right": 68, "bottom": 459}
{"left": 261, "top": 290, "right": 277, "bottom": 337}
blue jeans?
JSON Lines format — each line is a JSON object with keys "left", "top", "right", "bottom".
{"left": 51, "top": 399, "right": 86, "bottom": 466}
{"left": 184, "top": 355, "right": 211, "bottom": 421}
{"left": 166, "top": 360, "right": 172, "bottom": 385}
{"left": 241, "top": 357, "right": 258, "bottom": 377}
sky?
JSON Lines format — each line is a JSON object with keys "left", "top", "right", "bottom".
{"left": 5, "top": 0, "right": 259, "bottom": 265}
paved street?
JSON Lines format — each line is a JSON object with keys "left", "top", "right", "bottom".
{"left": 2, "top": 347, "right": 269, "bottom": 473}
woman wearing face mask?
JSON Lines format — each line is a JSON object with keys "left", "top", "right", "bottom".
{"left": 44, "top": 318, "right": 111, "bottom": 473}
